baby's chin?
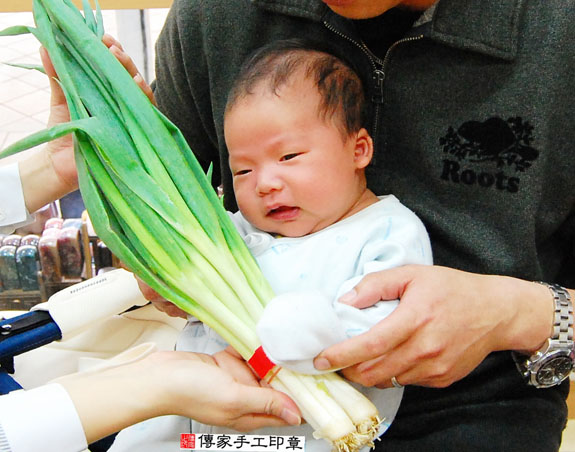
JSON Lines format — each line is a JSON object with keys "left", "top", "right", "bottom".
{"left": 266, "top": 227, "right": 310, "bottom": 238}
{"left": 256, "top": 221, "right": 314, "bottom": 238}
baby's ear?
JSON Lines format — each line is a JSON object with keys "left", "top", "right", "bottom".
{"left": 353, "top": 128, "right": 374, "bottom": 169}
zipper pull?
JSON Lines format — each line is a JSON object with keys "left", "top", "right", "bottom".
{"left": 371, "top": 69, "right": 385, "bottom": 104}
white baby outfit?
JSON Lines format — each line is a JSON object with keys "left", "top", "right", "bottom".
{"left": 110, "top": 195, "right": 433, "bottom": 452}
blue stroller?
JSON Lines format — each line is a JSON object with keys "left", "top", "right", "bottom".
{"left": 0, "top": 268, "right": 183, "bottom": 451}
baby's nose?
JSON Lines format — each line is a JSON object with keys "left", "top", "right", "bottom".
{"left": 256, "top": 172, "right": 283, "bottom": 195}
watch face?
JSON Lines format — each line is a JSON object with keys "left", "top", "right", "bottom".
{"left": 537, "top": 356, "right": 574, "bottom": 387}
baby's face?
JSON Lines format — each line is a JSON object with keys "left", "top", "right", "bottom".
{"left": 225, "top": 77, "right": 371, "bottom": 237}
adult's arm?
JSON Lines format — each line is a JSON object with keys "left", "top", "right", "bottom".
{"left": 313, "top": 265, "right": 561, "bottom": 388}
{"left": 0, "top": 48, "right": 75, "bottom": 235}
{"left": 2, "top": 35, "right": 151, "bottom": 225}
{"left": 0, "top": 351, "right": 300, "bottom": 452}
{"left": 0, "top": 48, "right": 76, "bottom": 227}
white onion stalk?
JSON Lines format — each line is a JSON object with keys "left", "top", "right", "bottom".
{"left": 271, "top": 369, "right": 380, "bottom": 451}
{"left": 0, "top": 0, "right": 382, "bottom": 450}
{"left": 320, "top": 373, "right": 383, "bottom": 444}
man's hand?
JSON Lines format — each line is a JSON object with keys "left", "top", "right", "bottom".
{"left": 313, "top": 265, "right": 554, "bottom": 388}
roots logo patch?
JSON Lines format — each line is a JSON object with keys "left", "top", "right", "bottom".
{"left": 439, "top": 117, "right": 538, "bottom": 193}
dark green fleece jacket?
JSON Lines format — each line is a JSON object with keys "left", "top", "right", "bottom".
{"left": 153, "top": 0, "right": 574, "bottom": 449}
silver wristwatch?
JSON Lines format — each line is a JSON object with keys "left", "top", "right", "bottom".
{"left": 514, "top": 282, "right": 574, "bottom": 388}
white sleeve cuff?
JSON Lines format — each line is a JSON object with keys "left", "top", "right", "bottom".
{"left": 0, "top": 384, "right": 87, "bottom": 452}
{"left": 0, "top": 163, "right": 34, "bottom": 234}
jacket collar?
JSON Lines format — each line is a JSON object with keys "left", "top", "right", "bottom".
{"left": 429, "top": 0, "right": 524, "bottom": 60}
{"left": 252, "top": 0, "right": 524, "bottom": 60}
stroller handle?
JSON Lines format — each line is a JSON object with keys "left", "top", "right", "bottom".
{"left": 32, "top": 269, "right": 149, "bottom": 339}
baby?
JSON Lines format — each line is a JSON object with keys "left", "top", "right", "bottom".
{"left": 110, "top": 38, "right": 432, "bottom": 452}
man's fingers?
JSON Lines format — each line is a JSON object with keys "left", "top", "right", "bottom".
{"left": 314, "top": 266, "right": 420, "bottom": 371}
{"left": 339, "top": 266, "right": 414, "bottom": 309}
{"left": 314, "top": 302, "right": 415, "bottom": 372}
{"left": 342, "top": 343, "right": 414, "bottom": 388}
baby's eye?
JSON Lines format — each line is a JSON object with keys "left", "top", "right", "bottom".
{"left": 280, "top": 153, "right": 300, "bottom": 162}
{"left": 234, "top": 169, "right": 252, "bottom": 176}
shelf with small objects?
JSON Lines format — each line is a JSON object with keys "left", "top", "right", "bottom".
{"left": 0, "top": 192, "right": 120, "bottom": 311}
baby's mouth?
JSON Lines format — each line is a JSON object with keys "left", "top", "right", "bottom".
{"left": 266, "top": 205, "right": 300, "bottom": 220}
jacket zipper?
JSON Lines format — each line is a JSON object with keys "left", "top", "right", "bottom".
{"left": 323, "top": 21, "right": 423, "bottom": 156}
{"left": 374, "top": 35, "right": 424, "bottom": 143}
{"left": 322, "top": 20, "right": 383, "bottom": 143}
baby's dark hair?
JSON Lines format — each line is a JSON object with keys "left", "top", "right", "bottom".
{"left": 225, "top": 38, "right": 366, "bottom": 139}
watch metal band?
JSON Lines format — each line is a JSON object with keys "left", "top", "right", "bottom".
{"left": 540, "top": 282, "right": 573, "bottom": 344}
{"left": 515, "top": 282, "right": 575, "bottom": 388}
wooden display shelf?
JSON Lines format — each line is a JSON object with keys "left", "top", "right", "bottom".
{"left": 1, "top": 0, "right": 172, "bottom": 13}
{"left": 0, "top": 290, "right": 42, "bottom": 311}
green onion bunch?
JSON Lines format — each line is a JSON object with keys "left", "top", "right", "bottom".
{"left": 0, "top": 1, "right": 381, "bottom": 450}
